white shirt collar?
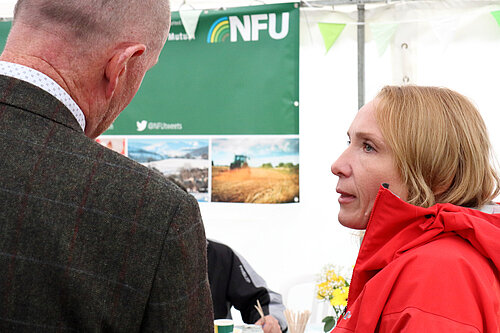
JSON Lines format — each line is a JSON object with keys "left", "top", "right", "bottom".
{"left": 0, "top": 61, "right": 86, "bottom": 132}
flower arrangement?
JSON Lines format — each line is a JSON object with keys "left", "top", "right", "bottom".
{"left": 316, "top": 264, "right": 351, "bottom": 332}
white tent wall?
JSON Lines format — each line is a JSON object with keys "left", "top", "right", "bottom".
{"left": 0, "top": 2, "right": 14, "bottom": 19}
{"left": 1, "top": 0, "right": 500, "bottom": 319}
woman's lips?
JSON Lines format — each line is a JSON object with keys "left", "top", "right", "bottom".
{"left": 337, "top": 190, "right": 356, "bottom": 204}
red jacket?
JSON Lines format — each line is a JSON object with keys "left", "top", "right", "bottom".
{"left": 333, "top": 186, "right": 500, "bottom": 333}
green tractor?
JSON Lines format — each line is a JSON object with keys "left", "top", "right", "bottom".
{"left": 230, "top": 155, "right": 249, "bottom": 169}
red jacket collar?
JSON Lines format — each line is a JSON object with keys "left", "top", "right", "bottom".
{"left": 348, "top": 185, "right": 500, "bottom": 305}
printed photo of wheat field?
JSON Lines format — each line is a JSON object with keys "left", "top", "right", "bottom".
{"left": 211, "top": 137, "right": 299, "bottom": 204}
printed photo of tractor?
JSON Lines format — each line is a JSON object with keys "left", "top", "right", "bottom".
{"left": 211, "top": 138, "right": 299, "bottom": 204}
{"left": 230, "top": 155, "right": 249, "bottom": 169}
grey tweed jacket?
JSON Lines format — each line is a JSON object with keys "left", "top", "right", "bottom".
{"left": 0, "top": 74, "right": 214, "bottom": 332}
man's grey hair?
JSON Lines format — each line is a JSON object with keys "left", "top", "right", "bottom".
{"left": 14, "top": 0, "right": 170, "bottom": 50}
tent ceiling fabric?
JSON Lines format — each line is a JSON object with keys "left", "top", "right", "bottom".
{"left": 2, "top": 0, "right": 500, "bottom": 18}
{"left": 0, "top": 1, "right": 15, "bottom": 19}
{"left": 0, "top": 0, "right": 294, "bottom": 19}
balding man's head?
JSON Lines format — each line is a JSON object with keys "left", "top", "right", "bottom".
{"left": 3, "top": 0, "right": 171, "bottom": 139}
{"left": 13, "top": 0, "right": 170, "bottom": 51}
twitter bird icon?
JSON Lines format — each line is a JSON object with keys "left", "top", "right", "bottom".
{"left": 136, "top": 120, "right": 148, "bottom": 132}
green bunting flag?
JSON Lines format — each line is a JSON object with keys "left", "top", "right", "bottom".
{"left": 318, "top": 23, "right": 346, "bottom": 53}
{"left": 370, "top": 23, "right": 398, "bottom": 56}
{"left": 491, "top": 10, "right": 500, "bottom": 26}
{"left": 179, "top": 9, "right": 203, "bottom": 40}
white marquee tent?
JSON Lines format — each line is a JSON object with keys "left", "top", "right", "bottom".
{"left": 1, "top": 0, "right": 500, "bottom": 325}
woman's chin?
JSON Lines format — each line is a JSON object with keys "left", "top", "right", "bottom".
{"left": 338, "top": 213, "right": 368, "bottom": 230}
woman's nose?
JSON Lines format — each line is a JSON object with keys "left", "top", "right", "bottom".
{"left": 331, "top": 150, "right": 350, "bottom": 177}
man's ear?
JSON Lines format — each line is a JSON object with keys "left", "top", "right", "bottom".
{"left": 104, "top": 43, "right": 146, "bottom": 99}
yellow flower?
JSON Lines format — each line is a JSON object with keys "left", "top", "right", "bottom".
{"left": 326, "top": 270, "right": 338, "bottom": 282}
{"left": 326, "top": 269, "right": 346, "bottom": 288}
{"left": 329, "top": 286, "right": 349, "bottom": 307}
{"left": 317, "top": 265, "right": 352, "bottom": 332}
{"left": 317, "top": 281, "right": 331, "bottom": 298}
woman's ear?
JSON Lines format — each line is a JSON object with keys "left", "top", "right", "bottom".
{"left": 104, "top": 43, "right": 146, "bottom": 99}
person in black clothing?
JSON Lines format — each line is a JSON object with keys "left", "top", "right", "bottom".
{"left": 207, "top": 240, "right": 287, "bottom": 333}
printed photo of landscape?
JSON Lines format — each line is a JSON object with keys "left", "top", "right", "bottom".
{"left": 128, "top": 138, "right": 209, "bottom": 202}
{"left": 96, "top": 137, "right": 126, "bottom": 155}
{"left": 212, "top": 137, "right": 299, "bottom": 204}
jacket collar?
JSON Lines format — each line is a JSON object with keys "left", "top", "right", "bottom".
{"left": 348, "top": 186, "right": 500, "bottom": 304}
{"left": 0, "top": 74, "right": 83, "bottom": 133}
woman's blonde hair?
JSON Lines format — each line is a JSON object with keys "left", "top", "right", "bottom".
{"left": 375, "top": 85, "right": 500, "bottom": 208}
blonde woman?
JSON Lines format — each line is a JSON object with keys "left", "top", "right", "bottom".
{"left": 331, "top": 86, "right": 500, "bottom": 332}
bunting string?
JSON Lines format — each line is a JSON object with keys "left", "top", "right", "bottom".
{"left": 317, "top": 9, "right": 500, "bottom": 55}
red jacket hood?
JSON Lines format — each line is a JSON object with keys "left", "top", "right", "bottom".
{"left": 348, "top": 185, "right": 500, "bottom": 306}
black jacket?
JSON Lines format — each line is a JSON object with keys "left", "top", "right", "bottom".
{"left": 207, "top": 240, "right": 287, "bottom": 331}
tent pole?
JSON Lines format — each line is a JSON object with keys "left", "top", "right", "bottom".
{"left": 357, "top": 2, "right": 365, "bottom": 110}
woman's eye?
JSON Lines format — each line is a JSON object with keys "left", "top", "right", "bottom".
{"left": 363, "top": 143, "right": 374, "bottom": 152}
{"left": 347, "top": 140, "right": 351, "bottom": 146}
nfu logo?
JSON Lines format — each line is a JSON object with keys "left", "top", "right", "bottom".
{"left": 207, "top": 12, "right": 290, "bottom": 43}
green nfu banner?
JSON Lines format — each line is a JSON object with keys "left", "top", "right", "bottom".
{"left": 0, "top": 21, "right": 11, "bottom": 51}
{"left": 107, "top": 3, "right": 299, "bottom": 135}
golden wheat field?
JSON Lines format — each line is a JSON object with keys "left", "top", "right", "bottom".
{"left": 211, "top": 166, "right": 299, "bottom": 203}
